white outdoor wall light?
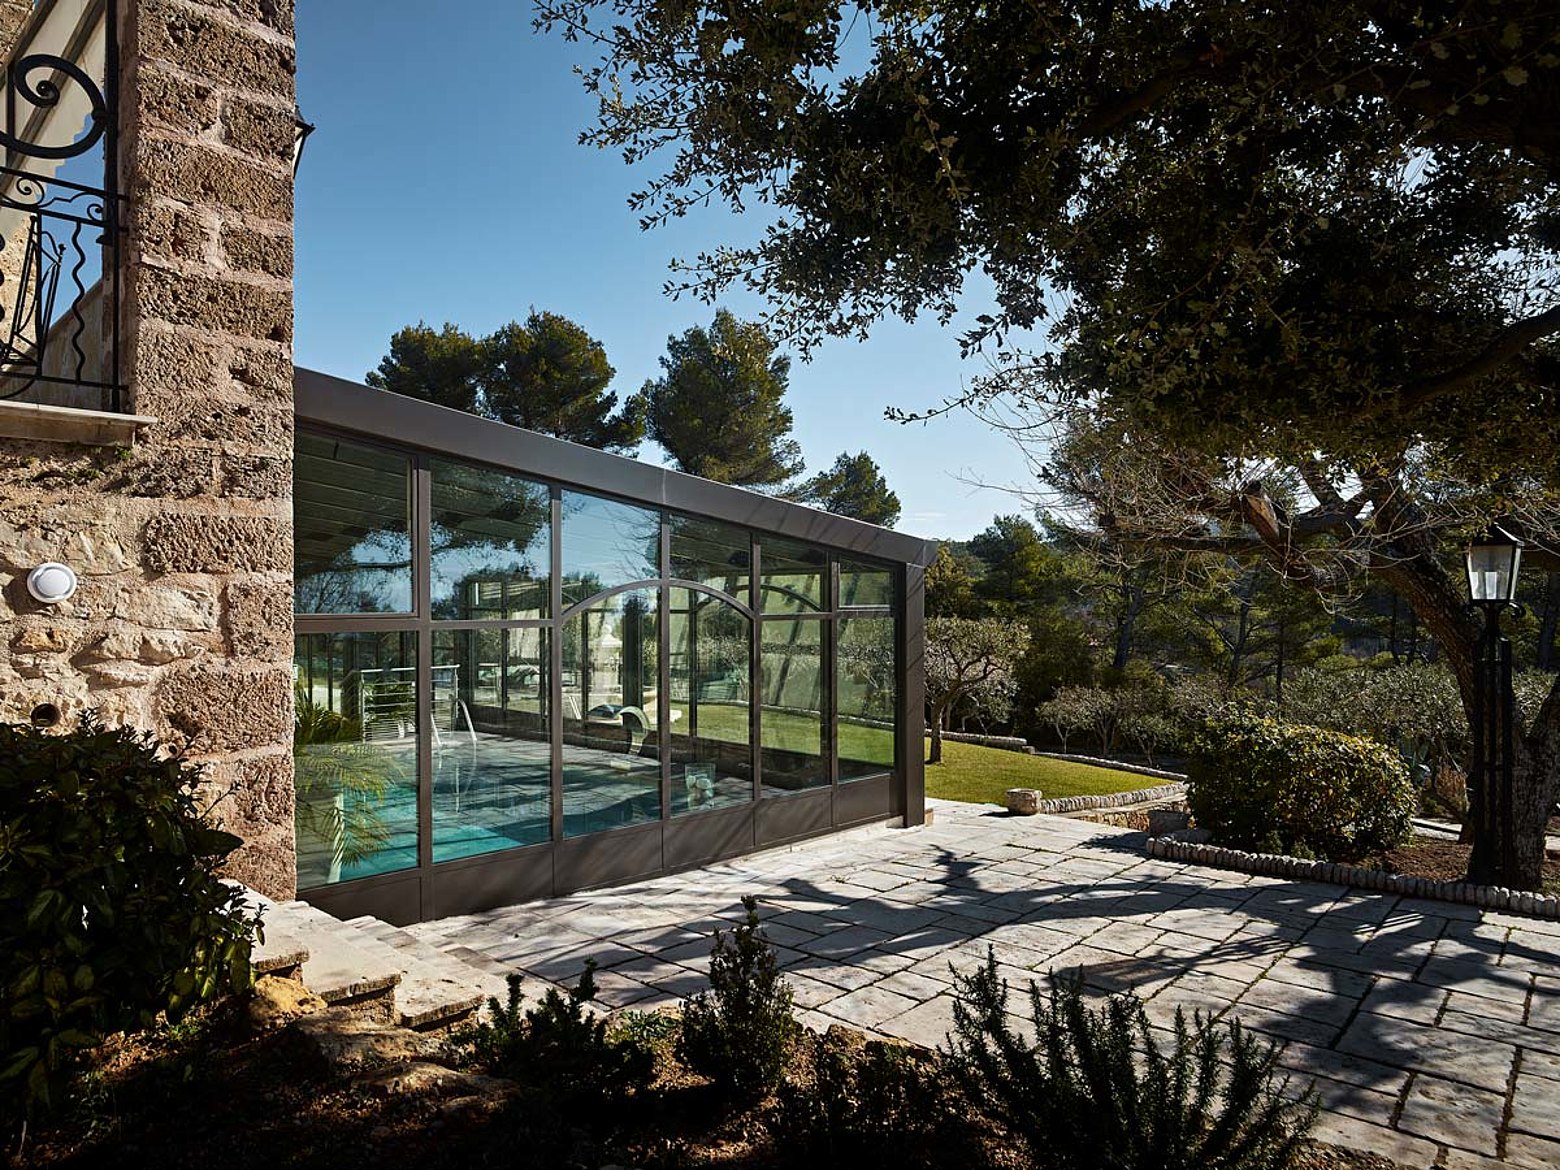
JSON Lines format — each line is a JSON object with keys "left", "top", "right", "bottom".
{"left": 26, "top": 562, "right": 79, "bottom": 605}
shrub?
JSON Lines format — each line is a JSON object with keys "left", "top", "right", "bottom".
{"left": 677, "top": 895, "right": 796, "bottom": 1100}
{"left": 775, "top": 1028, "right": 974, "bottom": 1168}
{"left": 946, "top": 950, "right": 1316, "bottom": 1170}
{"left": 0, "top": 716, "right": 258, "bottom": 1120}
{"left": 1187, "top": 710, "right": 1415, "bottom": 861}
{"left": 463, "top": 962, "right": 653, "bottom": 1111}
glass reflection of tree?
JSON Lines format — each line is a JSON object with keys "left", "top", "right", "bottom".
{"left": 430, "top": 462, "right": 550, "bottom": 620}
{"left": 839, "top": 622, "right": 895, "bottom": 721}
{"left": 560, "top": 492, "right": 660, "bottom": 606}
{"left": 669, "top": 515, "right": 751, "bottom": 596}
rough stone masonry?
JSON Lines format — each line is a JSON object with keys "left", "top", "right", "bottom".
{"left": 0, "top": 0, "right": 299, "bottom": 897}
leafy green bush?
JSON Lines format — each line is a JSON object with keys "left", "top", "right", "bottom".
{"left": 1187, "top": 710, "right": 1414, "bottom": 860}
{"left": 463, "top": 962, "right": 654, "bottom": 1111}
{"left": 0, "top": 716, "right": 258, "bottom": 1120}
{"left": 678, "top": 895, "right": 797, "bottom": 1100}
{"left": 946, "top": 950, "right": 1316, "bottom": 1170}
{"left": 775, "top": 1028, "right": 974, "bottom": 1168}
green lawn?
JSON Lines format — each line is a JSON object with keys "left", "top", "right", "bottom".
{"left": 925, "top": 738, "right": 1158, "bottom": 804}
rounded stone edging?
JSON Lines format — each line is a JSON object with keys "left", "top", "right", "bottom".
{"left": 1032, "top": 752, "right": 1188, "bottom": 782}
{"left": 1145, "top": 834, "right": 1560, "bottom": 921}
{"left": 1035, "top": 782, "right": 1187, "bottom": 814}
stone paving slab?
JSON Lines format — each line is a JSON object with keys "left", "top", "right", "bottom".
{"left": 408, "top": 799, "right": 1560, "bottom": 1165}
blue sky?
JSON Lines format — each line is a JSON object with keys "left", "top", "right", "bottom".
{"left": 293, "top": 1, "right": 1037, "bottom": 540}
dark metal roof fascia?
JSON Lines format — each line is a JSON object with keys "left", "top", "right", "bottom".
{"left": 294, "top": 366, "right": 937, "bottom": 567}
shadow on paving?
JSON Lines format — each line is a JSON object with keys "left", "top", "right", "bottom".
{"left": 422, "top": 807, "right": 1559, "bottom": 1163}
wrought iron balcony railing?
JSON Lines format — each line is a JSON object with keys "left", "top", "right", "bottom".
{"left": 0, "top": 0, "right": 124, "bottom": 413}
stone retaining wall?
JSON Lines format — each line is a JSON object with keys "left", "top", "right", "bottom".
{"left": 0, "top": 1, "right": 298, "bottom": 898}
{"left": 933, "top": 730, "right": 1032, "bottom": 752}
{"left": 1036, "top": 782, "right": 1186, "bottom": 814}
{"left": 1148, "top": 834, "right": 1560, "bottom": 921}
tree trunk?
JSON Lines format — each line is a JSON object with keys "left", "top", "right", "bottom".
{"left": 1226, "top": 595, "right": 1252, "bottom": 690}
{"left": 1112, "top": 584, "right": 1144, "bottom": 672}
{"left": 1538, "top": 573, "right": 1559, "bottom": 671}
{"left": 929, "top": 703, "right": 945, "bottom": 764}
{"left": 1511, "top": 673, "right": 1560, "bottom": 887}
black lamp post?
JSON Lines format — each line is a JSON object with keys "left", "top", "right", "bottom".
{"left": 1465, "top": 524, "right": 1523, "bottom": 885}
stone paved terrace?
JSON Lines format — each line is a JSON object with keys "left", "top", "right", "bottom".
{"left": 409, "top": 799, "right": 1560, "bottom": 1169}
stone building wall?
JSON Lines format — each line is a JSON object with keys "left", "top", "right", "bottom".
{"left": 0, "top": 0, "right": 299, "bottom": 898}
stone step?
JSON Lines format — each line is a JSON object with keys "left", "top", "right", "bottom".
{"left": 338, "top": 915, "right": 517, "bottom": 1031}
{"left": 230, "top": 884, "right": 308, "bottom": 979}
{"left": 268, "top": 900, "right": 402, "bottom": 1021}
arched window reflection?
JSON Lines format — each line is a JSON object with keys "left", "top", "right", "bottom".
{"left": 668, "top": 589, "right": 752, "bottom": 815}
{"left": 561, "top": 588, "right": 661, "bottom": 836}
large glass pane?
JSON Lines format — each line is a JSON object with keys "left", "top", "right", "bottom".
{"left": 561, "top": 491, "right": 660, "bottom": 607}
{"left": 760, "top": 537, "right": 827, "bottom": 615}
{"left": 760, "top": 617, "right": 827, "bottom": 792}
{"left": 430, "top": 460, "right": 551, "bottom": 620}
{"left": 837, "top": 617, "right": 897, "bottom": 782}
{"left": 839, "top": 560, "right": 894, "bottom": 609}
{"left": 669, "top": 514, "right": 751, "bottom": 599}
{"left": 293, "top": 632, "right": 419, "bottom": 887}
{"left": 294, "top": 433, "right": 412, "bottom": 614}
{"left": 431, "top": 629, "right": 550, "bottom": 861}
{"left": 562, "top": 588, "right": 661, "bottom": 835}
{"left": 669, "top": 589, "right": 752, "bottom": 816}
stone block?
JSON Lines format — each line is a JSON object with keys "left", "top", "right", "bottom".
{"left": 223, "top": 576, "right": 292, "bottom": 657}
{"left": 220, "top": 819, "right": 295, "bottom": 901}
{"left": 227, "top": 342, "right": 293, "bottom": 401}
{"left": 208, "top": 750, "right": 294, "bottom": 824}
{"left": 136, "top": 140, "right": 292, "bottom": 224}
{"left": 144, "top": 392, "right": 293, "bottom": 451}
{"left": 10, "top": 624, "right": 72, "bottom": 654}
{"left": 134, "top": 64, "right": 219, "bottom": 135}
{"left": 220, "top": 223, "right": 292, "bottom": 278}
{"left": 1147, "top": 809, "right": 1191, "bottom": 835}
{"left": 134, "top": 265, "right": 292, "bottom": 343}
{"left": 221, "top": 95, "right": 297, "bottom": 165}
{"left": 128, "top": 326, "right": 220, "bottom": 404}
{"left": 185, "top": 0, "right": 295, "bottom": 37}
{"left": 106, "top": 446, "right": 216, "bottom": 498}
{"left": 113, "top": 583, "right": 219, "bottom": 631}
{"left": 83, "top": 627, "right": 208, "bottom": 668}
{"left": 143, "top": 514, "right": 291, "bottom": 574}
{"left": 246, "top": 974, "right": 326, "bottom": 1032}
{"left": 138, "top": 199, "right": 213, "bottom": 263}
{"left": 156, "top": 662, "right": 291, "bottom": 751}
{"left": 143, "top": 1, "right": 296, "bottom": 95}
{"left": 80, "top": 660, "right": 157, "bottom": 689}
{"left": 1005, "top": 787, "right": 1042, "bottom": 815}
{"left": 219, "top": 453, "right": 290, "bottom": 498}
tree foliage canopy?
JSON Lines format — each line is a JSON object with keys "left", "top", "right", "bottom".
{"left": 641, "top": 308, "right": 805, "bottom": 488}
{"left": 538, "top": 0, "right": 1560, "bottom": 483}
{"left": 367, "top": 311, "right": 646, "bottom": 452}
{"left": 794, "top": 450, "right": 902, "bottom": 527}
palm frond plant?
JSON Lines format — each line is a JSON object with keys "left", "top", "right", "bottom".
{"left": 293, "top": 686, "right": 402, "bottom": 881}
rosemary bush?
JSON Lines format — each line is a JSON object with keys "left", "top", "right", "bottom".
{"left": 946, "top": 949, "right": 1317, "bottom": 1170}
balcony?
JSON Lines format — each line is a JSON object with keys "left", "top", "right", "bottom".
{"left": 0, "top": 0, "right": 137, "bottom": 445}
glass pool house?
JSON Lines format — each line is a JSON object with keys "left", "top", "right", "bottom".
{"left": 292, "top": 370, "right": 931, "bottom": 924}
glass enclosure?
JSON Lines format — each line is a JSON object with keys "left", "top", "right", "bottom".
{"left": 293, "top": 631, "right": 419, "bottom": 886}
{"left": 294, "top": 428, "right": 902, "bottom": 894}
